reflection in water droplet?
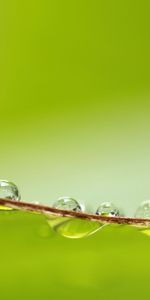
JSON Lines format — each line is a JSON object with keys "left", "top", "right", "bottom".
{"left": 135, "top": 200, "right": 150, "bottom": 218}
{"left": 96, "top": 202, "right": 120, "bottom": 217}
{"left": 0, "top": 180, "right": 21, "bottom": 211}
{"left": 47, "top": 216, "right": 106, "bottom": 239}
{"left": 53, "top": 197, "right": 83, "bottom": 212}
{"left": 139, "top": 227, "right": 150, "bottom": 237}
{"left": 134, "top": 224, "right": 150, "bottom": 237}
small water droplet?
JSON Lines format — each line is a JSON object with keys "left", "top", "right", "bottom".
{"left": 135, "top": 200, "right": 150, "bottom": 218}
{"left": 0, "top": 180, "right": 20, "bottom": 201}
{"left": 96, "top": 202, "right": 120, "bottom": 216}
{"left": 0, "top": 180, "right": 21, "bottom": 210}
{"left": 53, "top": 197, "right": 82, "bottom": 212}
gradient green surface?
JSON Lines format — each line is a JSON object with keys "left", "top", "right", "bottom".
{"left": 1, "top": 0, "right": 150, "bottom": 213}
{"left": 0, "top": 211, "right": 150, "bottom": 300}
{"left": 0, "top": 0, "right": 150, "bottom": 215}
{"left": 0, "top": 0, "right": 150, "bottom": 298}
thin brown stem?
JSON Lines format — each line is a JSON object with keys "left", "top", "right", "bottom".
{"left": 0, "top": 198, "right": 149, "bottom": 227}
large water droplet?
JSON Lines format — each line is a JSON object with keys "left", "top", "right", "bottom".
{"left": 0, "top": 180, "right": 21, "bottom": 210}
{"left": 135, "top": 200, "right": 150, "bottom": 218}
{"left": 96, "top": 202, "right": 120, "bottom": 216}
{"left": 53, "top": 197, "right": 82, "bottom": 212}
{"left": 47, "top": 216, "right": 106, "bottom": 239}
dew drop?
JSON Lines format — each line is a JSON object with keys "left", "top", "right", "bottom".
{"left": 53, "top": 197, "right": 82, "bottom": 212}
{"left": 0, "top": 180, "right": 20, "bottom": 201}
{"left": 96, "top": 202, "right": 120, "bottom": 216}
{"left": 135, "top": 200, "right": 150, "bottom": 218}
{"left": 0, "top": 180, "right": 21, "bottom": 210}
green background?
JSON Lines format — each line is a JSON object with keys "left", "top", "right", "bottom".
{"left": 0, "top": 0, "right": 150, "bottom": 299}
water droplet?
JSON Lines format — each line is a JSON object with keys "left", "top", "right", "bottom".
{"left": 0, "top": 180, "right": 20, "bottom": 201}
{"left": 53, "top": 197, "right": 82, "bottom": 212}
{"left": 96, "top": 202, "right": 120, "bottom": 216}
{"left": 47, "top": 216, "right": 106, "bottom": 239}
{"left": 0, "top": 180, "right": 21, "bottom": 210}
{"left": 135, "top": 200, "right": 150, "bottom": 218}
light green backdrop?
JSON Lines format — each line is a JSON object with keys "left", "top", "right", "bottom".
{"left": 0, "top": 0, "right": 150, "bottom": 216}
{"left": 0, "top": 2, "right": 150, "bottom": 300}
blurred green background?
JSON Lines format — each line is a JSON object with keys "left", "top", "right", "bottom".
{"left": 0, "top": 0, "right": 150, "bottom": 299}
{"left": 0, "top": 212, "right": 150, "bottom": 300}
{"left": 0, "top": 0, "right": 150, "bottom": 214}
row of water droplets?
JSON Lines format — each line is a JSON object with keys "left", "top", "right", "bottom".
{"left": 0, "top": 179, "right": 150, "bottom": 238}
{"left": 1, "top": 179, "right": 149, "bottom": 217}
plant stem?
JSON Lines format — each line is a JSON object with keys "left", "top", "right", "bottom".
{"left": 0, "top": 198, "right": 149, "bottom": 227}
